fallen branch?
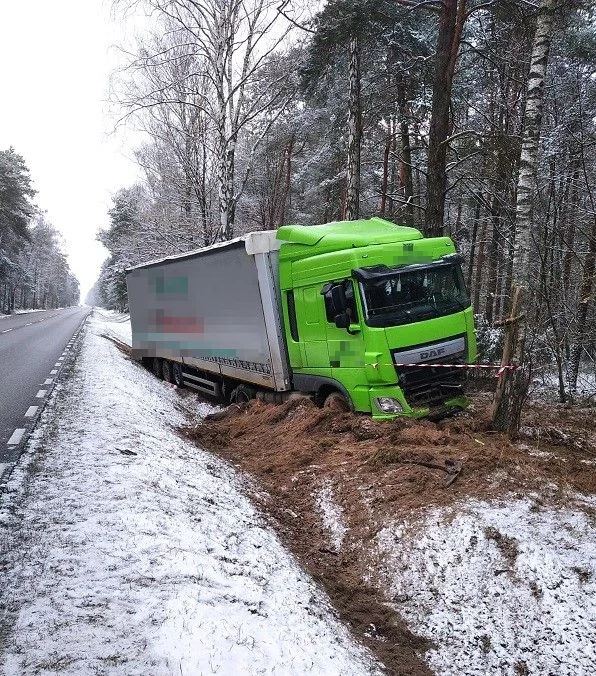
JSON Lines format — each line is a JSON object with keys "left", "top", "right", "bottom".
{"left": 363, "top": 452, "right": 463, "bottom": 487}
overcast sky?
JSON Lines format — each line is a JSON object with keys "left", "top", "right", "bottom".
{"left": 0, "top": 0, "right": 143, "bottom": 299}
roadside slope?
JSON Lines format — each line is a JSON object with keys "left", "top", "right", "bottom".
{"left": 0, "top": 312, "right": 380, "bottom": 676}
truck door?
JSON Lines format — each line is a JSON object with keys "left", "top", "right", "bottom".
{"left": 296, "top": 285, "right": 330, "bottom": 368}
{"left": 323, "top": 279, "right": 365, "bottom": 374}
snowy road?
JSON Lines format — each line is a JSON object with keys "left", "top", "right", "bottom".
{"left": 0, "top": 311, "right": 379, "bottom": 675}
{"left": 0, "top": 307, "right": 90, "bottom": 458}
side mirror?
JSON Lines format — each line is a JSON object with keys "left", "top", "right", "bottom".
{"left": 334, "top": 312, "right": 350, "bottom": 329}
{"left": 330, "top": 284, "right": 347, "bottom": 312}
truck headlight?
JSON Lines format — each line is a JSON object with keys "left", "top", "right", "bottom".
{"left": 374, "top": 397, "right": 403, "bottom": 413}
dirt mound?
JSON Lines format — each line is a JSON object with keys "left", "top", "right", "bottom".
{"left": 181, "top": 394, "right": 596, "bottom": 675}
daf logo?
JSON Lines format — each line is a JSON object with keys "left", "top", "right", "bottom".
{"left": 420, "top": 347, "right": 445, "bottom": 360}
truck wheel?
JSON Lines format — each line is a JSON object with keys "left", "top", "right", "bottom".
{"left": 230, "top": 384, "right": 255, "bottom": 404}
{"left": 172, "top": 363, "right": 184, "bottom": 387}
{"left": 323, "top": 391, "right": 350, "bottom": 412}
{"left": 162, "top": 360, "right": 173, "bottom": 383}
{"left": 152, "top": 358, "right": 163, "bottom": 379}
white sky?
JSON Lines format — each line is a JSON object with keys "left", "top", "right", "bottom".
{"left": 0, "top": 0, "right": 144, "bottom": 299}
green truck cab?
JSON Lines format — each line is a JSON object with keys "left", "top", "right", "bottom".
{"left": 277, "top": 217, "right": 476, "bottom": 419}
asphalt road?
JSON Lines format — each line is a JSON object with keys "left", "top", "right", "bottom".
{"left": 0, "top": 307, "right": 90, "bottom": 466}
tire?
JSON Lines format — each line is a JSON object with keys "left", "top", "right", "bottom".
{"left": 152, "top": 358, "right": 163, "bottom": 379}
{"left": 230, "top": 384, "right": 256, "bottom": 404}
{"left": 172, "top": 362, "right": 184, "bottom": 387}
{"left": 162, "top": 360, "right": 173, "bottom": 383}
{"left": 323, "top": 391, "right": 350, "bottom": 412}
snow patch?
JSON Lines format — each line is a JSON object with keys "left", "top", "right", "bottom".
{"left": 315, "top": 481, "right": 347, "bottom": 551}
{"left": 376, "top": 499, "right": 596, "bottom": 675}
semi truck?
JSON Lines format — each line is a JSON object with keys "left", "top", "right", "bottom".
{"left": 126, "top": 217, "right": 476, "bottom": 419}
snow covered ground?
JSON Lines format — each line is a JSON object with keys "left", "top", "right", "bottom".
{"left": 0, "top": 311, "right": 379, "bottom": 676}
{"left": 0, "top": 308, "right": 47, "bottom": 319}
{"left": 376, "top": 498, "right": 596, "bottom": 676}
{"left": 95, "top": 308, "right": 132, "bottom": 345}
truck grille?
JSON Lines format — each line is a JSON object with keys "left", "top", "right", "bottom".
{"left": 391, "top": 336, "right": 467, "bottom": 407}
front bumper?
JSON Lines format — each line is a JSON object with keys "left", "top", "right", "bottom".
{"left": 365, "top": 384, "right": 468, "bottom": 420}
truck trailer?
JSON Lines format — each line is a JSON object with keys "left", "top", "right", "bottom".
{"left": 126, "top": 217, "right": 476, "bottom": 419}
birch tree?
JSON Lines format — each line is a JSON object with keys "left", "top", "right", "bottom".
{"left": 345, "top": 33, "right": 361, "bottom": 220}
{"left": 491, "top": 0, "right": 558, "bottom": 434}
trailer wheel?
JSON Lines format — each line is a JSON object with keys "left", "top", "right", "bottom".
{"left": 230, "top": 384, "right": 255, "bottom": 404}
{"left": 162, "top": 360, "right": 173, "bottom": 383}
{"left": 152, "top": 358, "right": 163, "bottom": 379}
{"left": 172, "top": 363, "right": 184, "bottom": 388}
{"left": 323, "top": 391, "right": 350, "bottom": 412}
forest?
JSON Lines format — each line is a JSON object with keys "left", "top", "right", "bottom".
{"left": 0, "top": 148, "right": 80, "bottom": 314}
{"left": 92, "top": 0, "right": 596, "bottom": 422}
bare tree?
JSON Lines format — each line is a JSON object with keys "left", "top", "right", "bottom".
{"left": 115, "top": 0, "right": 297, "bottom": 240}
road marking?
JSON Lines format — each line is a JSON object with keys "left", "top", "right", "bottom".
{"left": 44, "top": 378, "right": 53, "bottom": 385}
{"left": 1, "top": 328, "right": 12, "bottom": 333}
{"left": 36, "top": 390, "right": 47, "bottom": 398}
{"left": 25, "top": 406, "right": 38, "bottom": 417}
{"left": 7, "top": 429, "right": 25, "bottom": 445}
{"left": 50, "top": 369, "right": 58, "bottom": 375}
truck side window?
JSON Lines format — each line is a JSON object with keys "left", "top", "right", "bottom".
{"left": 286, "top": 290, "right": 299, "bottom": 341}
{"left": 323, "top": 280, "right": 358, "bottom": 323}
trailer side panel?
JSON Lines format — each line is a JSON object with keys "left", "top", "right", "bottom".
{"left": 127, "top": 241, "right": 288, "bottom": 390}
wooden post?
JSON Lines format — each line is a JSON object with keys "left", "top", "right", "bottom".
{"left": 491, "top": 285, "right": 523, "bottom": 427}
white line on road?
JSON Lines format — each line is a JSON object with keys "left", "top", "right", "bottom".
{"left": 44, "top": 378, "right": 53, "bottom": 385}
{"left": 7, "top": 429, "right": 26, "bottom": 445}
{"left": 1, "top": 328, "right": 13, "bottom": 333}
{"left": 25, "top": 406, "right": 38, "bottom": 417}
{"left": 36, "top": 390, "right": 47, "bottom": 398}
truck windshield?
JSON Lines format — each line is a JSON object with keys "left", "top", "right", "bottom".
{"left": 358, "top": 264, "right": 470, "bottom": 328}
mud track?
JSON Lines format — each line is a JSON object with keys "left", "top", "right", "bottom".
{"left": 182, "top": 394, "right": 596, "bottom": 675}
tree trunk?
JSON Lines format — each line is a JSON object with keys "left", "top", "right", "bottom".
{"left": 425, "top": 0, "right": 466, "bottom": 237}
{"left": 218, "top": 129, "right": 236, "bottom": 241}
{"left": 568, "top": 224, "right": 596, "bottom": 393}
{"left": 345, "top": 35, "right": 361, "bottom": 221}
{"left": 279, "top": 135, "right": 294, "bottom": 226}
{"left": 467, "top": 193, "right": 482, "bottom": 288}
{"left": 562, "top": 162, "right": 580, "bottom": 296}
{"left": 569, "top": 152, "right": 596, "bottom": 392}
{"left": 380, "top": 127, "right": 391, "bottom": 216}
{"left": 491, "top": 0, "right": 557, "bottom": 436}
